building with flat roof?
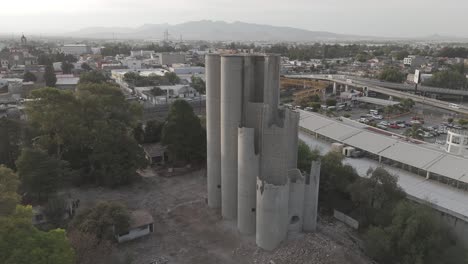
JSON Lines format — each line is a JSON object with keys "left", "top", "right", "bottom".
{"left": 61, "top": 44, "right": 92, "bottom": 56}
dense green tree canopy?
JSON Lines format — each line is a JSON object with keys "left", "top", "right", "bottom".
{"left": 0, "top": 166, "right": 20, "bottom": 216}
{"left": 79, "top": 70, "right": 108, "bottom": 84}
{"left": 191, "top": 75, "right": 206, "bottom": 94}
{"left": 44, "top": 64, "right": 57, "bottom": 87}
{"left": 25, "top": 84, "right": 147, "bottom": 187}
{"left": 162, "top": 100, "right": 206, "bottom": 163}
{"left": 71, "top": 202, "right": 130, "bottom": 241}
{"left": 365, "top": 201, "right": 467, "bottom": 264}
{"left": 378, "top": 67, "right": 405, "bottom": 83}
{"left": 0, "top": 205, "right": 75, "bottom": 264}
{"left": 348, "top": 167, "right": 406, "bottom": 227}
{"left": 0, "top": 118, "right": 22, "bottom": 169}
{"left": 61, "top": 61, "right": 74, "bottom": 74}
{"left": 297, "top": 140, "right": 319, "bottom": 173}
{"left": 424, "top": 69, "right": 467, "bottom": 89}
{"left": 16, "top": 148, "right": 68, "bottom": 202}
{"left": 23, "top": 71, "right": 37, "bottom": 82}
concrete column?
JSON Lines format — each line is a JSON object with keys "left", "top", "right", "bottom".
{"left": 333, "top": 82, "right": 337, "bottom": 94}
{"left": 237, "top": 127, "right": 259, "bottom": 235}
{"left": 256, "top": 178, "right": 290, "bottom": 251}
{"left": 426, "top": 171, "right": 430, "bottom": 179}
{"left": 345, "top": 84, "right": 349, "bottom": 92}
{"left": 220, "top": 55, "right": 243, "bottom": 220}
{"left": 303, "top": 160, "right": 321, "bottom": 232}
{"left": 288, "top": 169, "right": 305, "bottom": 234}
{"left": 379, "top": 155, "right": 382, "bottom": 163}
{"left": 206, "top": 54, "right": 222, "bottom": 208}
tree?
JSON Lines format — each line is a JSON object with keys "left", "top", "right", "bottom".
{"left": 320, "top": 151, "right": 359, "bottom": 211}
{"left": 364, "top": 201, "right": 467, "bottom": 264}
{"left": 144, "top": 120, "right": 163, "bottom": 143}
{"left": 458, "top": 119, "right": 468, "bottom": 126}
{"left": 395, "top": 50, "right": 410, "bottom": 60}
{"left": 378, "top": 67, "right": 405, "bottom": 83}
{"left": 0, "top": 118, "right": 22, "bottom": 169}
{"left": 79, "top": 70, "right": 108, "bottom": 84}
{"left": 191, "top": 75, "right": 206, "bottom": 94}
{"left": 325, "top": 98, "right": 337, "bottom": 107}
{"left": 404, "top": 124, "right": 424, "bottom": 140}
{"left": 0, "top": 166, "right": 20, "bottom": 216}
{"left": 16, "top": 148, "right": 68, "bottom": 202}
{"left": 68, "top": 230, "right": 118, "bottom": 264}
{"left": 162, "top": 100, "right": 206, "bottom": 163}
{"left": 297, "top": 140, "right": 319, "bottom": 173}
{"left": 424, "top": 69, "right": 467, "bottom": 89}
{"left": 164, "top": 72, "right": 180, "bottom": 85}
{"left": 0, "top": 205, "right": 75, "bottom": 264}
{"left": 44, "top": 195, "right": 68, "bottom": 227}
{"left": 25, "top": 84, "right": 147, "bottom": 187}
{"left": 23, "top": 71, "right": 37, "bottom": 82}
{"left": 61, "top": 61, "right": 74, "bottom": 74}
{"left": 81, "top": 63, "right": 92, "bottom": 71}
{"left": 44, "top": 64, "right": 57, "bottom": 87}
{"left": 150, "top": 87, "right": 164, "bottom": 96}
{"left": 348, "top": 167, "right": 405, "bottom": 227}
{"left": 71, "top": 202, "right": 130, "bottom": 241}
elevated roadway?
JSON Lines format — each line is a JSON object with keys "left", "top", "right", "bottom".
{"left": 286, "top": 74, "right": 468, "bottom": 115}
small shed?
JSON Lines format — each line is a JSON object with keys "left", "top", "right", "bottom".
{"left": 143, "top": 143, "right": 167, "bottom": 165}
{"left": 116, "top": 210, "right": 154, "bottom": 243}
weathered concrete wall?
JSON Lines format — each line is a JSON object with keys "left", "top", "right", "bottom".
{"left": 238, "top": 127, "right": 259, "bottom": 235}
{"left": 220, "top": 55, "right": 243, "bottom": 220}
{"left": 303, "top": 160, "right": 321, "bottom": 232}
{"left": 256, "top": 178, "right": 290, "bottom": 251}
{"left": 287, "top": 169, "right": 305, "bottom": 233}
{"left": 206, "top": 54, "right": 222, "bottom": 208}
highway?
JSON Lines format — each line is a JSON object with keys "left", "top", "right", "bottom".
{"left": 285, "top": 74, "right": 468, "bottom": 115}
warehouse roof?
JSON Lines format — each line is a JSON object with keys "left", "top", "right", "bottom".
{"left": 299, "top": 110, "right": 468, "bottom": 184}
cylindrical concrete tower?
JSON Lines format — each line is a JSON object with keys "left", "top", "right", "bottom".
{"left": 237, "top": 127, "right": 259, "bottom": 234}
{"left": 303, "top": 160, "right": 321, "bottom": 232}
{"left": 287, "top": 169, "right": 305, "bottom": 233}
{"left": 220, "top": 55, "right": 244, "bottom": 220}
{"left": 206, "top": 54, "right": 222, "bottom": 208}
{"left": 256, "top": 178, "right": 290, "bottom": 251}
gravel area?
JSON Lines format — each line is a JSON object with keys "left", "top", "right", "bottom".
{"left": 67, "top": 169, "right": 373, "bottom": 264}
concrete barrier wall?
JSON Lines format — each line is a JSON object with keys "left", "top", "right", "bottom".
{"left": 333, "top": 210, "right": 359, "bottom": 230}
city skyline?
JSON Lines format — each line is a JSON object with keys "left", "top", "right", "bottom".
{"left": 1, "top": 0, "right": 468, "bottom": 38}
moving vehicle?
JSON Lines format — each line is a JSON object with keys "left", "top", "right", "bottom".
{"left": 449, "top": 103, "right": 461, "bottom": 109}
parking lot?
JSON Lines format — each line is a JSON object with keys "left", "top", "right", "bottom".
{"left": 334, "top": 101, "right": 465, "bottom": 144}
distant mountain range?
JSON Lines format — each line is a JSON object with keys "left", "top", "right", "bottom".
{"left": 65, "top": 20, "right": 468, "bottom": 42}
{"left": 66, "top": 20, "right": 371, "bottom": 42}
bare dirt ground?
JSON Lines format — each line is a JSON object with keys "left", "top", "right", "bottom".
{"left": 68, "top": 169, "right": 372, "bottom": 264}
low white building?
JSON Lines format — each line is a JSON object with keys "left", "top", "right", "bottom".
{"left": 116, "top": 210, "right": 154, "bottom": 243}
{"left": 61, "top": 44, "right": 92, "bottom": 56}
{"left": 159, "top": 52, "right": 186, "bottom": 65}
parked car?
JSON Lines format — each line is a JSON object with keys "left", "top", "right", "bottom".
{"left": 410, "top": 120, "right": 422, "bottom": 125}
{"left": 359, "top": 117, "right": 369, "bottom": 123}
{"left": 379, "top": 121, "right": 390, "bottom": 126}
{"left": 389, "top": 123, "right": 400, "bottom": 129}
{"left": 372, "top": 115, "right": 383, "bottom": 120}
{"left": 377, "top": 124, "right": 388, "bottom": 130}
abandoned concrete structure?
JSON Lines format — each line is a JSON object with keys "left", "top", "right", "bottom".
{"left": 206, "top": 54, "right": 320, "bottom": 250}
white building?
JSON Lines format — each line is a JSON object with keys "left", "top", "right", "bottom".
{"left": 403, "top": 55, "right": 426, "bottom": 67}
{"left": 159, "top": 84, "right": 199, "bottom": 98}
{"left": 445, "top": 129, "right": 468, "bottom": 157}
{"left": 121, "top": 58, "right": 142, "bottom": 70}
{"left": 130, "top": 50, "right": 154, "bottom": 58}
{"left": 116, "top": 210, "right": 154, "bottom": 243}
{"left": 169, "top": 64, "right": 205, "bottom": 75}
{"left": 61, "top": 44, "right": 92, "bottom": 56}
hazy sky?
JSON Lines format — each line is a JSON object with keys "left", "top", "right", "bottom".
{"left": 1, "top": 0, "right": 467, "bottom": 37}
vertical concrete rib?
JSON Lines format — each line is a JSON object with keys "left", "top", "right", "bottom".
{"left": 288, "top": 169, "right": 305, "bottom": 233}
{"left": 206, "top": 54, "right": 221, "bottom": 208}
{"left": 220, "top": 55, "right": 243, "bottom": 220}
{"left": 303, "top": 160, "right": 321, "bottom": 232}
{"left": 237, "top": 127, "right": 259, "bottom": 235}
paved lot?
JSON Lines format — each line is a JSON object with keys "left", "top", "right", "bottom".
{"left": 67, "top": 169, "right": 372, "bottom": 264}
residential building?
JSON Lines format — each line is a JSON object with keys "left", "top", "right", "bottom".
{"left": 169, "top": 64, "right": 205, "bottom": 75}
{"left": 158, "top": 52, "right": 186, "bottom": 65}
{"left": 61, "top": 44, "right": 92, "bottom": 56}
